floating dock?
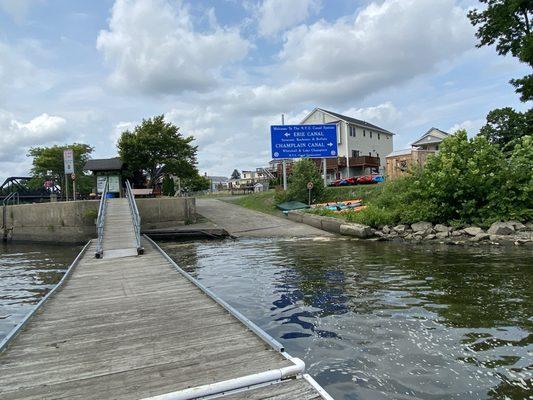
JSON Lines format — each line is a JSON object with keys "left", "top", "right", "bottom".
{"left": 0, "top": 184, "right": 332, "bottom": 400}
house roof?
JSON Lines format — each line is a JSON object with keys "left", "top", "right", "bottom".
{"left": 309, "top": 108, "right": 394, "bottom": 135}
{"left": 411, "top": 127, "right": 449, "bottom": 146}
{"left": 208, "top": 176, "right": 229, "bottom": 182}
{"left": 84, "top": 157, "right": 124, "bottom": 171}
{"left": 386, "top": 148, "right": 412, "bottom": 158}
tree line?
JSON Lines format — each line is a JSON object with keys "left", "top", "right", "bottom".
{"left": 27, "top": 115, "right": 209, "bottom": 197}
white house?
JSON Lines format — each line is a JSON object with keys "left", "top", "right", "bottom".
{"left": 300, "top": 108, "right": 394, "bottom": 179}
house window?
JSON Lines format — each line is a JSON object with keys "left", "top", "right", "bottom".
{"left": 352, "top": 150, "right": 360, "bottom": 157}
{"left": 349, "top": 126, "right": 356, "bottom": 137}
{"left": 369, "top": 151, "right": 371, "bottom": 156}
{"left": 370, "top": 131, "right": 373, "bottom": 139}
{"left": 363, "top": 130, "right": 366, "bottom": 137}
{"left": 378, "top": 133, "right": 380, "bottom": 140}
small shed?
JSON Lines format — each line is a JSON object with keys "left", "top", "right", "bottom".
{"left": 84, "top": 157, "right": 125, "bottom": 196}
{"left": 253, "top": 182, "right": 264, "bottom": 193}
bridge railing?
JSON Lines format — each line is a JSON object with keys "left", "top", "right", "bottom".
{"left": 94, "top": 179, "right": 109, "bottom": 258}
{"left": 125, "top": 180, "right": 144, "bottom": 255}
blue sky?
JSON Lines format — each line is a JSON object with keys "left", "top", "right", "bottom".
{"left": 0, "top": 0, "right": 529, "bottom": 180}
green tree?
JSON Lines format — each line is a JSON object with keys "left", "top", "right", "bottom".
{"left": 117, "top": 115, "right": 198, "bottom": 187}
{"left": 161, "top": 175, "right": 176, "bottom": 196}
{"left": 27, "top": 143, "right": 94, "bottom": 197}
{"left": 352, "top": 130, "right": 533, "bottom": 226}
{"left": 230, "top": 169, "right": 241, "bottom": 180}
{"left": 479, "top": 107, "right": 533, "bottom": 149}
{"left": 281, "top": 158, "right": 324, "bottom": 204}
{"left": 468, "top": 0, "right": 533, "bottom": 101}
{"left": 182, "top": 174, "right": 210, "bottom": 192}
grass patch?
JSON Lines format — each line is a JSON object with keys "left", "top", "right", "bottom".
{"left": 222, "top": 190, "right": 283, "bottom": 216}
{"left": 222, "top": 185, "right": 383, "bottom": 218}
{"left": 323, "top": 185, "right": 383, "bottom": 203}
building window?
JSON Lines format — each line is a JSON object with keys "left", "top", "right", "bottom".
{"left": 363, "top": 130, "right": 366, "bottom": 137}
{"left": 369, "top": 151, "right": 371, "bottom": 156}
{"left": 349, "top": 125, "right": 356, "bottom": 137}
{"left": 370, "top": 131, "right": 373, "bottom": 139}
{"left": 352, "top": 150, "right": 360, "bottom": 157}
{"left": 378, "top": 133, "right": 380, "bottom": 140}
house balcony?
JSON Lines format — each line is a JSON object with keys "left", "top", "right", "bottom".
{"left": 312, "top": 156, "right": 380, "bottom": 171}
{"left": 338, "top": 156, "right": 380, "bottom": 168}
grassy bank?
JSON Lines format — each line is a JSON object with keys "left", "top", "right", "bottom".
{"left": 223, "top": 185, "right": 382, "bottom": 217}
{"left": 222, "top": 190, "right": 282, "bottom": 216}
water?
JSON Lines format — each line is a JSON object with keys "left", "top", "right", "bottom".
{"left": 160, "top": 238, "right": 533, "bottom": 400}
{"left": 0, "top": 242, "right": 81, "bottom": 341}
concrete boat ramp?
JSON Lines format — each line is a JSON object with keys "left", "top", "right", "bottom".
{"left": 0, "top": 187, "right": 332, "bottom": 400}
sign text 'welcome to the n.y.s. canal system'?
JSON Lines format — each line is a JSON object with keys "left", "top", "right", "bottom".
{"left": 270, "top": 124, "right": 338, "bottom": 159}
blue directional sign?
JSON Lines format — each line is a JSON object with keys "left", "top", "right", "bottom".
{"left": 271, "top": 124, "right": 338, "bottom": 159}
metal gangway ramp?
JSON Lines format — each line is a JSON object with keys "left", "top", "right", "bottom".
{"left": 0, "top": 181, "right": 333, "bottom": 399}
{"left": 95, "top": 180, "right": 143, "bottom": 259}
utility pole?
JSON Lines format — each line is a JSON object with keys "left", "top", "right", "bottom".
{"left": 323, "top": 158, "right": 327, "bottom": 186}
{"left": 281, "top": 114, "right": 287, "bottom": 190}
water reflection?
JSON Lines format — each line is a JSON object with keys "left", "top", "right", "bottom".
{"left": 0, "top": 242, "right": 81, "bottom": 340}
{"left": 161, "top": 238, "right": 532, "bottom": 400}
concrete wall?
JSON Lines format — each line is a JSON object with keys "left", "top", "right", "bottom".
{"left": 137, "top": 197, "right": 196, "bottom": 230}
{"left": 2, "top": 197, "right": 196, "bottom": 243}
{"left": 2, "top": 200, "right": 99, "bottom": 243}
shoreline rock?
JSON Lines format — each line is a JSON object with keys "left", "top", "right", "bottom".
{"left": 290, "top": 211, "right": 532, "bottom": 247}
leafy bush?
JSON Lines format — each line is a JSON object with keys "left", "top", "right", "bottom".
{"left": 162, "top": 175, "right": 176, "bottom": 196}
{"left": 276, "top": 159, "right": 325, "bottom": 204}
{"left": 348, "top": 131, "right": 532, "bottom": 227}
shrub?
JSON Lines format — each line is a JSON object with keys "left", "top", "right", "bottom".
{"left": 278, "top": 159, "right": 325, "bottom": 204}
{"left": 341, "top": 131, "right": 533, "bottom": 227}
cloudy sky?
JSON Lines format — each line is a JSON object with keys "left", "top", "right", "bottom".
{"left": 0, "top": 0, "right": 529, "bottom": 181}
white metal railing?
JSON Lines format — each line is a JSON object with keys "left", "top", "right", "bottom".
{"left": 2, "top": 192, "right": 19, "bottom": 241}
{"left": 94, "top": 179, "right": 109, "bottom": 258}
{"left": 125, "top": 180, "right": 144, "bottom": 255}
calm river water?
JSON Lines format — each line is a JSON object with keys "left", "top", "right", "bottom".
{"left": 0, "top": 242, "right": 81, "bottom": 341}
{"left": 160, "top": 238, "right": 532, "bottom": 400}
{"left": 0, "top": 238, "right": 531, "bottom": 399}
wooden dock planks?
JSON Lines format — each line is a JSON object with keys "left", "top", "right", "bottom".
{"left": 0, "top": 237, "right": 330, "bottom": 399}
{"left": 0, "top": 195, "right": 332, "bottom": 399}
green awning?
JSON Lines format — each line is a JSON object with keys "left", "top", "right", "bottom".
{"left": 276, "top": 201, "right": 310, "bottom": 211}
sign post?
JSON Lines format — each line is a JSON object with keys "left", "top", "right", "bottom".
{"left": 281, "top": 114, "right": 287, "bottom": 191}
{"left": 71, "top": 173, "right": 76, "bottom": 201}
{"left": 63, "top": 149, "right": 74, "bottom": 201}
{"left": 307, "top": 181, "right": 314, "bottom": 205}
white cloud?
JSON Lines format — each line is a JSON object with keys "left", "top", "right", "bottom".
{"left": 0, "top": 0, "right": 35, "bottom": 23}
{"left": 257, "top": 0, "right": 320, "bottom": 37}
{"left": 277, "top": 0, "right": 474, "bottom": 98}
{"left": 96, "top": 0, "right": 250, "bottom": 94}
{"left": 448, "top": 118, "right": 485, "bottom": 136}
{"left": 0, "top": 110, "right": 68, "bottom": 162}
{"left": 342, "top": 102, "right": 402, "bottom": 130}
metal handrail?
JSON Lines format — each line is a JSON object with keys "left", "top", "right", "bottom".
{"left": 2, "top": 191, "right": 19, "bottom": 206}
{"left": 2, "top": 192, "right": 19, "bottom": 235}
{"left": 94, "top": 179, "right": 109, "bottom": 258}
{"left": 125, "top": 180, "right": 143, "bottom": 255}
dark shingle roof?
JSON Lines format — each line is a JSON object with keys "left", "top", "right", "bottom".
{"left": 318, "top": 108, "right": 394, "bottom": 135}
{"left": 84, "top": 157, "right": 124, "bottom": 171}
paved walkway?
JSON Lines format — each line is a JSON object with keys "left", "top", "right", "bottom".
{"left": 196, "top": 198, "right": 332, "bottom": 238}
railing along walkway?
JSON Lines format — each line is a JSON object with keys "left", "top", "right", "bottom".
{"left": 0, "top": 237, "right": 331, "bottom": 399}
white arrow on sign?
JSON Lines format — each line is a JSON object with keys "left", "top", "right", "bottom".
{"left": 327, "top": 142, "right": 333, "bottom": 147}
{"left": 284, "top": 133, "right": 291, "bottom": 137}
